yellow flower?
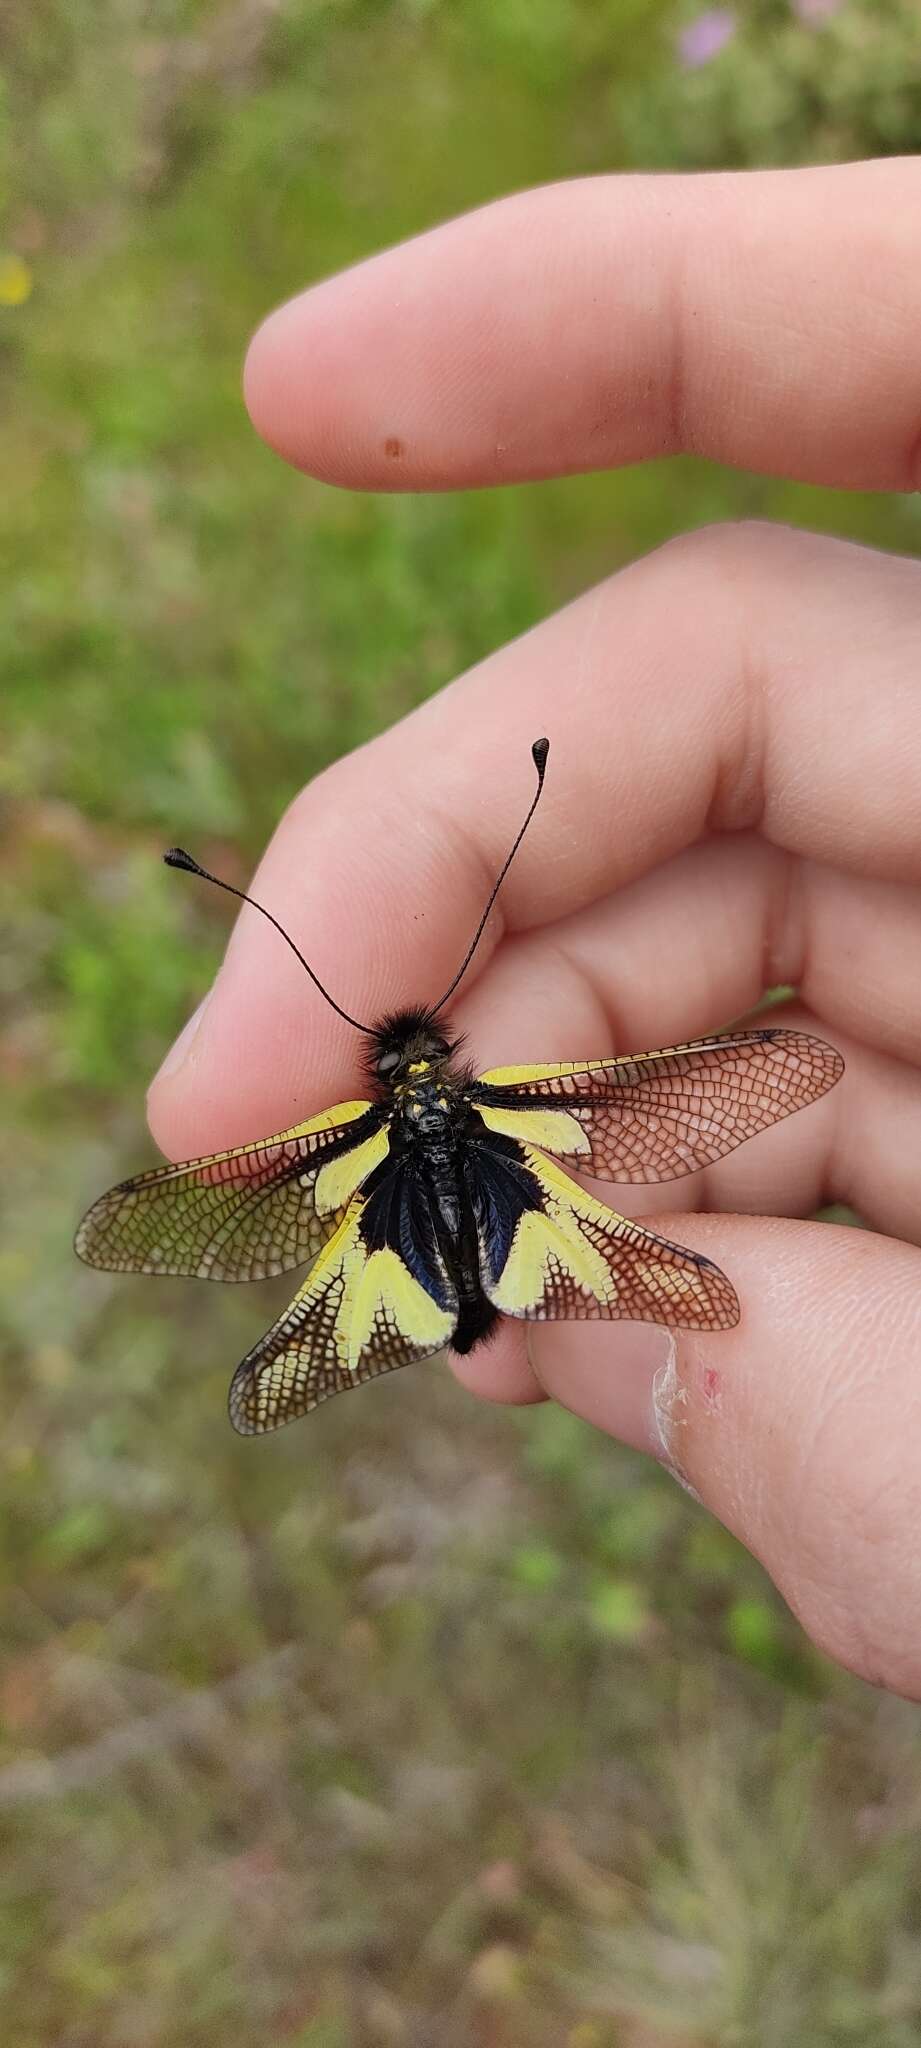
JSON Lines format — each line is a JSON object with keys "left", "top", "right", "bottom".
{"left": 0, "top": 254, "right": 33, "bottom": 306}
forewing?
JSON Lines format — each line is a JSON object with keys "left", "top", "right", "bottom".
{"left": 474, "top": 1028, "right": 843, "bottom": 1184}
{"left": 228, "top": 1172, "right": 458, "bottom": 1433}
{"left": 472, "top": 1139, "right": 739, "bottom": 1330}
{"left": 75, "top": 1101, "right": 388, "bottom": 1283}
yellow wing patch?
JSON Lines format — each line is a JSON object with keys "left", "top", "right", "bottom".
{"left": 228, "top": 1195, "right": 456, "bottom": 1434}
{"left": 292, "top": 1099, "right": 375, "bottom": 1133}
{"left": 478, "top": 1061, "right": 588, "bottom": 1086}
{"left": 475, "top": 1100, "right": 590, "bottom": 1159}
{"left": 314, "top": 1123, "right": 390, "bottom": 1217}
{"left": 488, "top": 1149, "right": 617, "bottom": 1315}
{"left": 480, "top": 1146, "right": 739, "bottom": 1332}
{"left": 346, "top": 1246, "right": 451, "bottom": 1372}
{"left": 489, "top": 1206, "right": 615, "bottom": 1315}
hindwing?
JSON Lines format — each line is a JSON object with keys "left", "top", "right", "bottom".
{"left": 469, "top": 1135, "right": 739, "bottom": 1330}
{"left": 228, "top": 1159, "right": 457, "bottom": 1433}
{"left": 75, "top": 1101, "right": 388, "bottom": 1283}
{"left": 473, "top": 1028, "right": 843, "bottom": 1184}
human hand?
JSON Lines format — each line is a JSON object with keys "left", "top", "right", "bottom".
{"left": 148, "top": 160, "right": 921, "bottom": 1697}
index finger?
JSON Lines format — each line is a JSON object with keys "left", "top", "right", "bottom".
{"left": 243, "top": 160, "right": 921, "bottom": 493}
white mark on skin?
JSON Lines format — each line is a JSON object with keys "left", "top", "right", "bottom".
{"left": 651, "top": 1336, "right": 704, "bottom": 1504}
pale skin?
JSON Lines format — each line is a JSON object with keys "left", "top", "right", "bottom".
{"left": 148, "top": 158, "right": 921, "bottom": 1699}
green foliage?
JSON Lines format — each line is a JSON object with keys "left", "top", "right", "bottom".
{"left": 510, "top": 1540, "right": 565, "bottom": 1591}
{"left": 625, "top": 0, "right": 921, "bottom": 168}
{"left": 589, "top": 1576, "right": 649, "bottom": 1641}
{"left": 726, "top": 1593, "right": 786, "bottom": 1672}
{"left": 3, "top": 0, "right": 921, "bottom": 2042}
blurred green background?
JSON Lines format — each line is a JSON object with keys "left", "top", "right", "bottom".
{"left": 4, "top": 3, "right": 921, "bottom": 2043}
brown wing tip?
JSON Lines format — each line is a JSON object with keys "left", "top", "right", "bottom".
{"left": 762, "top": 1026, "right": 845, "bottom": 1082}
{"left": 713, "top": 1278, "right": 742, "bottom": 1330}
{"left": 685, "top": 1250, "right": 741, "bottom": 1331}
{"left": 74, "top": 1210, "right": 105, "bottom": 1269}
{"left": 789, "top": 1031, "right": 846, "bottom": 1106}
{"left": 228, "top": 1373, "right": 259, "bottom": 1435}
{"left": 74, "top": 1185, "right": 140, "bottom": 1270}
{"left": 825, "top": 1043, "right": 846, "bottom": 1086}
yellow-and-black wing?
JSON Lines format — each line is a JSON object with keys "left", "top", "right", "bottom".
{"left": 472, "top": 1027, "right": 843, "bottom": 1183}
{"left": 469, "top": 1138, "right": 739, "bottom": 1331}
{"left": 75, "top": 1100, "right": 390, "bottom": 1283}
{"left": 228, "top": 1161, "right": 457, "bottom": 1432}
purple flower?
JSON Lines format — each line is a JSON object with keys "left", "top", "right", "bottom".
{"left": 677, "top": 8, "right": 737, "bottom": 68}
{"left": 791, "top": 0, "right": 841, "bottom": 21}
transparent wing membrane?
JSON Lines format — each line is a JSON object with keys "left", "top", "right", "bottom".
{"left": 228, "top": 1184, "right": 456, "bottom": 1433}
{"left": 75, "top": 1102, "right": 384, "bottom": 1283}
{"left": 475, "top": 1028, "right": 843, "bottom": 1184}
{"left": 475, "top": 1145, "right": 739, "bottom": 1330}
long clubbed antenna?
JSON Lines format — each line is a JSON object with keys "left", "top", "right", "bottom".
{"left": 163, "top": 847, "right": 373, "bottom": 1034}
{"left": 430, "top": 736, "right": 549, "bottom": 1017}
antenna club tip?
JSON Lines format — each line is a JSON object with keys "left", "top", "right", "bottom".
{"left": 163, "top": 846, "right": 200, "bottom": 874}
{"left": 531, "top": 736, "right": 550, "bottom": 775}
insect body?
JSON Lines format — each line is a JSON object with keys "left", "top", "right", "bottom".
{"left": 76, "top": 741, "right": 844, "bottom": 1433}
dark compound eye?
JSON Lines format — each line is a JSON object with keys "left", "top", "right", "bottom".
{"left": 376, "top": 1048, "right": 402, "bottom": 1079}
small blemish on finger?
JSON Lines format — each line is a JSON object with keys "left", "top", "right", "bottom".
{"left": 384, "top": 436, "right": 404, "bottom": 460}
